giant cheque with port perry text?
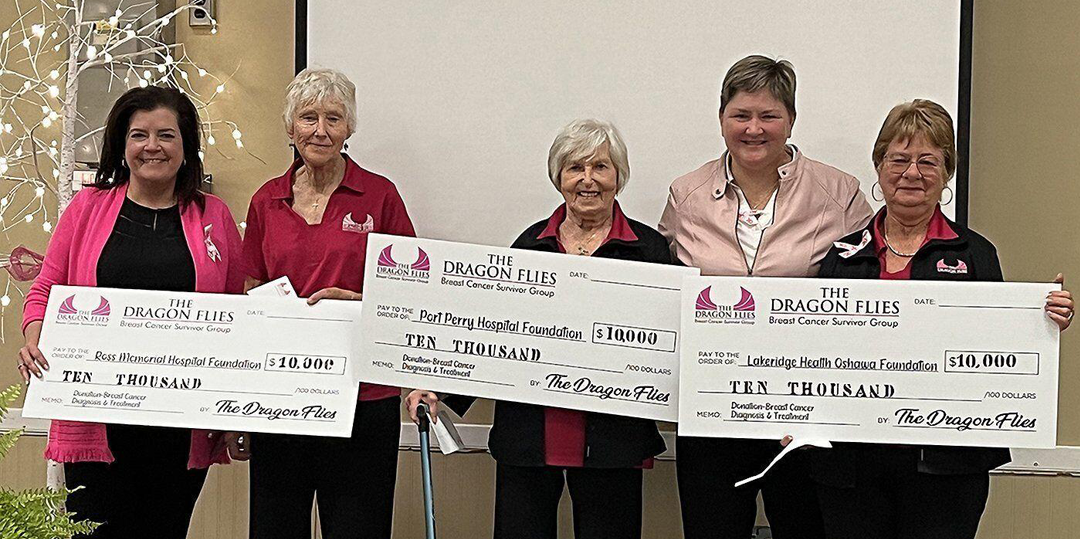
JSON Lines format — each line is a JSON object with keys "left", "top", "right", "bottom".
{"left": 357, "top": 234, "right": 699, "bottom": 421}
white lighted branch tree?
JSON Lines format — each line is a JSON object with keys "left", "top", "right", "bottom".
{"left": 0, "top": 0, "right": 253, "bottom": 341}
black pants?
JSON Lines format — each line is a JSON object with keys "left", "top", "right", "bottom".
{"left": 64, "top": 424, "right": 208, "bottom": 539}
{"left": 676, "top": 436, "right": 824, "bottom": 539}
{"left": 249, "top": 397, "right": 401, "bottom": 539}
{"left": 493, "top": 463, "right": 644, "bottom": 539}
{"left": 815, "top": 446, "right": 990, "bottom": 539}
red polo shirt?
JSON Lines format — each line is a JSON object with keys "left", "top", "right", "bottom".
{"left": 536, "top": 202, "right": 653, "bottom": 468}
{"left": 242, "top": 156, "right": 415, "bottom": 401}
{"left": 873, "top": 206, "right": 957, "bottom": 280}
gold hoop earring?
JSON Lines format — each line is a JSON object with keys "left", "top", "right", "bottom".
{"left": 872, "top": 183, "right": 884, "bottom": 202}
{"left": 941, "top": 185, "right": 954, "bottom": 205}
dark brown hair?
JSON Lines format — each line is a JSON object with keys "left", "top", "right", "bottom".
{"left": 93, "top": 86, "right": 205, "bottom": 209}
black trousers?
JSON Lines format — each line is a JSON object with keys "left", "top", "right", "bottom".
{"left": 64, "top": 424, "right": 208, "bottom": 539}
{"left": 676, "top": 436, "right": 824, "bottom": 539}
{"left": 493, "top": 463, "right": 644, "bottom": 539}
{"left": 815, "top": 446, "right": 990, "bottom": 539}
{"left": 249, "top": 397, "right": 401, "bottom": 539}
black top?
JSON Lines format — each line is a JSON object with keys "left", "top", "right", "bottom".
{"left": 811, "top": 209, "right": 1011, "bottom": 481}
{"left": 97, "top": 198, "right": 196, "bottom": 292}
{"left": 445, "top": 213, "right": 672, "bottom": 468}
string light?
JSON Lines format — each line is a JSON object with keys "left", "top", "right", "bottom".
{"left": 1, "top": 0, "right": 244, "bottom": 339}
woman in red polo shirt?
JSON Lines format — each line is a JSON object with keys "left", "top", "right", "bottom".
{"left": 811, "top": 99, "right": 1073, "bottom": 539}
{"left": 235, "top": 68, "right": 415, "bottom": 539}
{"left": 407, "top": 119, "right": 670, "bottom": 539}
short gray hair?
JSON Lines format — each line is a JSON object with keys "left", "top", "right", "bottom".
{"left": 720, "top": 55, "right": 797, "bottom": 123}
{"left": 283, "top": 68, "right": 357, "bottom": 136}
{"left": 547, "top": 119, "right": 630, "bottom": 193}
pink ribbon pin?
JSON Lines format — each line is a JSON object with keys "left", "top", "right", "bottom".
{"left": 833, "top": 230, "right": 872, "bottom": 259}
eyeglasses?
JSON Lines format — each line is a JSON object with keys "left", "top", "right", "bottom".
{"left": 883, "top": 154, "right": 943, "bottom": 178}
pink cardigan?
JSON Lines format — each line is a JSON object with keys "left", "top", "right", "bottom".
{"left": 23, "top": 185, "right": 244, "bottom": 469}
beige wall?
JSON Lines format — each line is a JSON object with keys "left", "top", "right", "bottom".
{"left": 4, "top": 1, "right": 1080, "bottom": 538}
{"left": 969, "top": 0, "right": 1080, "bottom": 445}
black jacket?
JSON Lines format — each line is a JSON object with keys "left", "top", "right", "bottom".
{"left": 811, "top": 210, "right": 1011, "bottom": 481}
{"left": 445, "top": 213, "right": 670, "bottom": 468}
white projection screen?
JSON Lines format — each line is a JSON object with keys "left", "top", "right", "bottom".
{"left": 301, "top": 1, "right": 972, "bottom": 246}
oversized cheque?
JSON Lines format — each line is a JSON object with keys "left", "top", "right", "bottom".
{"left": 678, "top": 276, "right": 1060, "bottom": 448}
{"left": 358, "top": 234, "right": 698, "bottom": 421}
{"left": 23, "top": 286, "right": 363, "bottom": 437}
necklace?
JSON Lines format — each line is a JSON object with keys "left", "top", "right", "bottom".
{"left": 562, "top": 223, "right": 607, "bottom": 256}
{"left": 748, "top": 185, "right": 777, "bottom": 212}
{"left": 574, "top": 228, "right": 604, "bottom": 255}
{"left": 883, "top": 227, "right": 920, "bottom": 258}
{"left": 296, "top": 165, "right": 342, "bottom": 212}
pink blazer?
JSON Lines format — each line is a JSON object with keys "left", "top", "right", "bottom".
{"left": 23, "top": 185, "right": 244, "bottom": 468}
{"left": 659, "top": 151, "right": 873, "bottom": 277}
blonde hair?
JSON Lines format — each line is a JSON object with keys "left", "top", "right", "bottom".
{"left": 720, "top": 55, "right": 797, "bottom": 122}
{"left": 547, "top": 119, "right": 631, "bottom": 193}
{"left": 283, "top": 68, "right": 357, "bottom": 136}
{"left": 872, "top": 99, "right": 957, "bottom": 180}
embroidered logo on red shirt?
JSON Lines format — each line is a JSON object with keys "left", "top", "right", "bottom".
{"left": 204, "top": 224, "right": 220, "bottom": 263}
{"left": 342, "top": 212, "right": 374, "bottom": 233}
{"left": 936, "top": 259, "right": 968, "bottom": 274}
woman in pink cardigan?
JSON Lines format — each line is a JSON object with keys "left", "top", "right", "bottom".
{"left": 17, "top": 87, "right": 244, "bottom": 538}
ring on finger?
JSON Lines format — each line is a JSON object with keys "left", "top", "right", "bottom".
{"left": 17, "top": 363, "right": 27, "bottom": 370}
